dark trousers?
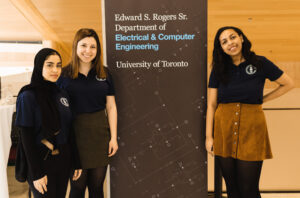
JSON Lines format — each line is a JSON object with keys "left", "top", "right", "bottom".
{"left": 215, "top": 156, "right": 263, "bottom": 198}
{"left": 28, "top": 145, "right": 71, "bottom": 198}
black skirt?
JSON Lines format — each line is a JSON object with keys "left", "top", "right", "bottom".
{"left": 73, "top": 110, "right": 110, "bottom": 169}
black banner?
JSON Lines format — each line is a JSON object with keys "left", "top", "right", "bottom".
{"left": 104, "top": 0, "right": 207, "bottom": 197}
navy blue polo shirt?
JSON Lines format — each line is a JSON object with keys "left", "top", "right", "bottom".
{"left": 57, "top": 67, "right": 115, "bottom": 114}
{"left": 208, "top": 56, "right": 283, "bottom": 104}
{"left": 15, "top": 89, "right": 72, "bottom": 145}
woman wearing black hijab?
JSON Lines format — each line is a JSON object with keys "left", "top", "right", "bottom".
{"left": 15, "top": 48, "right": 81, "bottom": 198}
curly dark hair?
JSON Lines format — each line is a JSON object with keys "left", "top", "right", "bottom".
{"left": 212, "top": 26, "right": 262, "bottom": 84}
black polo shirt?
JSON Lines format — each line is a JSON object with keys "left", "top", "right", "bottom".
{"left": 57, "top": 67, "right": 115, "bottom": 114}
{"left": 15, "top": 89, "right": 72, "bottom": 145}
{"left": 208, "top": 56, "right": 283, "bottom": 104}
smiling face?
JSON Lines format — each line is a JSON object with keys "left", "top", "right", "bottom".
{"left": 42, "top": 55, "right": 62, "bottom": 82}
{"left": 76, "top": 36, "right": 97, "bottom": 64}
{"left": 219, "top": 29, "right": 244, "bottom": 58}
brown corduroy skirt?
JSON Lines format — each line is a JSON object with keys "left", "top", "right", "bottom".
{"left": 74, "top": 110, "right": 110, "bottom": 169}
{"left": 213, "top": 103, "right": 273, "bottom": 161}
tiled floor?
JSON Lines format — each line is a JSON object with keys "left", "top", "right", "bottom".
{"left": 7, "top": 167, "right": 31, "bottom": 198}
{"left": 7, "top": 166, "right": 88, "bottom": 198}
{"left": 7, "top": 167, "right": 300, "bottom": 198}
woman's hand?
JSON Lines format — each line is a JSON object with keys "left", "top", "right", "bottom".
{"left": 108, "top": 138, "right": 118, "bottom": 157}
{"left": 72, "top": 169, "right": 82, "bottom": 181}
{"left": 206, "top": 137, "right": 214, "bottom": 157}
{"left": 33, "top": 175, "right": 47, "bottom": 194}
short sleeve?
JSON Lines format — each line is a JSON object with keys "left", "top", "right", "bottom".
{"left": 106, "top": 67, "right": 115, "bottom": 95}
{"left": 208, "top": 69, "right": 220, "bottom": 88}
{"left": 261, "top": 57, "right": 283, "bottom": 81}
{"left": 15, "top": 91, "right": 36, "bottom": 127}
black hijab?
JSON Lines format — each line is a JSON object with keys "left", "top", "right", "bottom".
{"left": 18, "top": 48, "right": 61, "bottom": 141}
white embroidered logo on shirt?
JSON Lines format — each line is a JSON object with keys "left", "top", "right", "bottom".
{"left": 95, "top": 76, "right": 106, "bottom": 81}
{"left": 60, "top": 98, "right": 69, "bottom": 107}
{"left": 245, "top": 64, "right": 257, "bottom": 75}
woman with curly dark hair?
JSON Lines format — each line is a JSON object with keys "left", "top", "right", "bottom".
{"left": 206, "top": 26, "right": 294, "bottom": 198}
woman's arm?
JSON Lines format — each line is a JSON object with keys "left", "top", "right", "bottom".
{"left": 106, "top": 96, "right": 118, "bottom": 157}
{"left": 20, "top": 127, "right": 48, "bottom": 194}
{"left": 69, "top": 125, "right": 82, "bottom": 181}
{"left": 205, "top": 88, "right": 218, "bottom": 156}
{"left": 263, "top": 73, "right": 294, "bottom": 103}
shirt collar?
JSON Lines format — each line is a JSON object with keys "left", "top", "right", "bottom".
{"left": 230, "top": 60, "right": 249, "bottom": 69}
{"left": 78, "top": 67, "right": 96, "bottom": 79}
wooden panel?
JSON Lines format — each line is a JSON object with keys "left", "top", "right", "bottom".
{"left": 0, "top": 0, "right": 41, "bottom": 41}
{"left": 9, "top": 0, "right": 71, "bottom": 63}
{"left": 0, "top": 0, "right": 103, "bottom": 65}
{"left": 31, "top": 0, "right": 103, "bottom": 64}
